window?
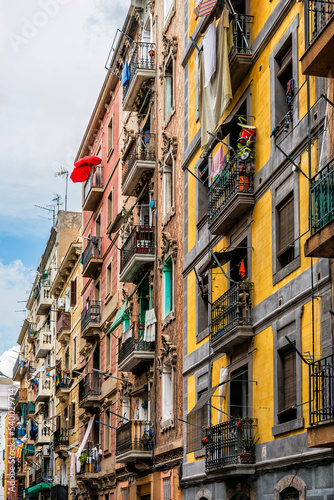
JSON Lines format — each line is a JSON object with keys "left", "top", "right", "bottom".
{"left": 106, "top": 260, "right": 113, "bottom": 298}
{"left": 161, "top": 363, "right": 173, "bottom": 421}
{"left": 275, "top": 39, "right": 293, "bottom": 126}
{"left": 230, "top": 367, "right": 248, "bottom": 419}
{"left": 163, "top": 477, "right": 171, "bottom": 500}
{"left": 164, "top": 0, "right": 173, "bottom": 23}
{"left": 277, "top": 194, "right": 294, "bottom": 269}
{"left": 162, "top": 257, "right": 173, "bottom": 318}
{"left": 73, "top": 337, "right": 77, "bottom": 366}
{"left": 164, "top": 58, "right": 173, "bottom": 118}
{"left": 95, "top": 213, "right": 101, "bottom": 238}
{"left": 105, "top": 332, "right": 111, "bottom": 370}
{"left": 278, "top": 347, "right": 297, "bottom": 423}
{"left": 281, "top": 488, "right": 299, "bottom": 500}
{"left": 107, "top": 189, "right": 113, "bottom": 226}
{"left": 162, "top": 154, "right": 174, "bottom": 221}
{"left": 196, "top": 268, "right": 209, "bottom": 342}
{"left": 69, "top": 402, "right": 76, "bottom": 430}
{"left": 65, "top": 288, "right": 70, "bottom": 313}
{"left": 122, "top": 396, "right": 130, "bottom": 422}
{"left": 107, "top": 116, "right": 114, "bottom": 157}
{"left": 104, "top": 410, "right": 110, "bottom": 451}
{"left": 187, "top": 405, "right": 208, "bottom": 453}
{"left": 121, "top": 488, "right": 128, "bottom": 500}
{"left": 70, "top": 278, "right": 77, "bottom": 307}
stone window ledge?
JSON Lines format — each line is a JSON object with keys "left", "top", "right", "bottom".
{"left": 272, "top": 417, "right": 304, "bottom": 437}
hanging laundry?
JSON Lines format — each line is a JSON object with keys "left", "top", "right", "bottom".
{"left": 211, "top": 146, "right": 223, "bottom": 179}
{"left": 122, "top": 61, "right": 130, "bottom": 86}
{"left": 195, "top": 0, "right": 218, "bottom": 18}
{"left": 199, "top": 8, "right": 232, "bottom": 148}
{"left": 203, "top": 19, "right": 216, "bottom": 87}
{"left": 239, "top": 259, "right": 246, "bottom": 279}
{"left": 144, "top": 309, "right": 157, "bottom": 342}
{"left": 286, "top": 78, "right": 294, "bottom": 105}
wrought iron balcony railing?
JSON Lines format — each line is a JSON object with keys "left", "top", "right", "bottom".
{"left": 118, "top": 323, "right": 155, "bottom": 366}
{"left": 306, "top": 0, "right": 334, "bottom": 47}
{"left": 309, "top": 158, "right": 334, "bottom": 235}
{"left": 55, "top": 370, "right": 71, "bottom": 394}
{"left": 25, "top": 444, "right": 35, "bottom": 456}
{"left": 54, "top": 427, "right": 69, "bottom": 448}
{"left": 33, "top": 466, "right": 52, "bottom": 486}
{"left": 120, "top": 225, "right": 155, "bottom": 272}
{"left": 27, "top": 363, "right": 36, "bottom": 376}
{"left": 228, "top": 14, "right": 253, "bottom": 60}
{"left": 208, "top": 156, "right": 255, "bottom": 226}
{"left": 116, "top": 420, "right": 153, "bottom": 457}
{"left": 205, "top": 418, "right": 256, "bottom": 471}
{"left": 84, "top": 165, "right": 103, "bottom": 200}
{"left": 27, "top": 402, "right": 35, "bottom": 414}
{"left": 210, "top": 282, "right": 253, "bottom": 343}
{"left": 81, "top": 300, "right": 101, "bottom": 333}
{"left": 122, "top": 132, "right": 156, "bottom": 184}
{"left": 123, "top": 42, "right": 156, "bottom": 102}
{"left": 82, "top": 237, "right": 102, "bottom": 270}
{"left": 79, "top": 372, "right": 101, "bottom": 402}
{"left": 28, "top": 322, "right": 38, "bottom": 341}
{"left": 309, "top": 353, "right": 334, "bottom": 425}
{"left": 77, "top": 445, "right": 99, "bottom": 474}
{"left": 57, "top": 311, "right": 71, "bottom": 336}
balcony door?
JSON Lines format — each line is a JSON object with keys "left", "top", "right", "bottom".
{"left": 230, "top": 367, "right": 248, "bottom": 419}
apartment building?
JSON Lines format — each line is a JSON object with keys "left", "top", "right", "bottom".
{"left": 0, "top": 373, "right": 15, "bottom": 500}
{"left": 182, "top": 0, "right": 334, "bottom": 499}
{"left": 12, "top": 211, "right": 81, "bottom": 500}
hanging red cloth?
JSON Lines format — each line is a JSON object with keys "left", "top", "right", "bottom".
{"left": 239, "top": 260, "right": 246, "bottom": 279}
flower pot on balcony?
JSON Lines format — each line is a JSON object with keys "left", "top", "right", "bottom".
{"left": 239, "top": 451, "right": 252, "bottom": 464}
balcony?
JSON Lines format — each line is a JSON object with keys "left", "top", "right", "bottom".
{"left": 55, "top": 370, "right": 71, "bottom": 402}
{"left": 26, "top": 363, "right": 36, "bottom": 377}
{"left": 228, "top": 14, "right": 253, "bottom": 93}
{"left": 301, "top": 1, "right": 334, "bottom": 77}
{"left": 208, "top": 156, "right": 255, "bottom": 236}
{"left": 27, "top": 402, "right": 35, "bottom": 415}
{"left": 36, "top": 282, "right": 52, "bottom": 316}
{"left": 15, "top": 459, "right": 27, "bottom": 478}
{"left": 205, "top": 418, "right": 257, "bottom": 475}
{"left": 35, "top": 425, "right": 52, "bottom": 446}
{"left": 308, "top": 353, "right": 334, "bottom": 448}
{"left": 81, "top": 301, "right": 101, "bottom": 339}
{"left": 116, "top": 420, "right": 153, "bottom": 463}
{"left": 118, "top": 323, "right": 155, "bottom": 373}
{"left": 25, "top": 444, "right": 35, "bottom": 458}
{"left": 122, "top": 132, "right": 156, "bottom": 196}
{"left": 27, "top": 323, "right": 38, "bottom": 344}
{"left": 210, "top": 282, "right": 253, "bottom": 353}
{"left": 34, "top": 373, "right": 52, "bottom": 402}
{"left": 15, "top": 388, "right": 28, "bottom": 410}
{"left": 120, "top": 226, "right": 155, "bottom": 283}
{"left": 82, "top": 237, "right": 103, "bottom": 278}
{"left": 304, "top": 159, "right": 334, "bottom": 258}
{"left": 83, "top": 165, "right": 103, "bottom": 212}
{"left": 122, "top": 42, "right": 156, "bottom": 111}
{"left": 31, "top": 467, "right": 52, "bottom": 486}
{"left": 57, "top": 311, "right": 71, "bottom": 345}
{"left": 79, "top": 372, "right": 101, "bottom": 410}
{"left": 13, "top": 356, "right": 26, "bottom": 382}
{"left": 53, "top": 427, "right": 69, "bottom": 451}
{"left": 35, "top": 329, "right": 52, "bottom": 358}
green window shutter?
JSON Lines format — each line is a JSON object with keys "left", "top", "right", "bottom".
{"left": 163, "top": 257, "right": 172, "bottom": 317}
{"left": 123, "top": 310, "right": 130, "bottom": 331}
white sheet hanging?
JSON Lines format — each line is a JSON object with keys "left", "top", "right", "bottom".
{"left": 75, "top": 416, "right": 94, "bottom": 472}
{"left": 218, "top": 367, "right": 228, "bottom": 424}
{"left": 203, "top": 19, "right": 216, "bottom": 88}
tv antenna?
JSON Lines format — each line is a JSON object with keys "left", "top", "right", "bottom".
{"left": 34, "top": 194, "right": 62, "bottom": 226}
{"left": 54, "top": 166, "right": 69, "bottom": 210}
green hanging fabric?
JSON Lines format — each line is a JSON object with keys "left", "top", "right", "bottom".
{"left": 20, "top": 403, "right": 27, "bottom": 427}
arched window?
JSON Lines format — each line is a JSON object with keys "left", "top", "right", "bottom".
{"left": 281, "top": 488, "right": 299, "bottom": 500}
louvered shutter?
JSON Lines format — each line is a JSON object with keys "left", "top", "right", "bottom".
{"left": 278, "top": 195, "right": 294, "bottom": 253}
{"left": 283, "top": 349, "right": 296, "bottom": 409}
{"left": 70, "top": 279, "right": 77, "bottom": 307}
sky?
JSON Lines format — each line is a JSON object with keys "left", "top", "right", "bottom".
{"left": 0, "top": 0, "right": 130, "bottom": 375}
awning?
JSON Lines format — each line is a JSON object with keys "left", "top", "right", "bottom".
{"left": 25, "top": 482, "right": 52, "bottom": 495}
{"left": 108, "top": 300, "right": 128, "bottom": 334}
{"left": 195, "top": 0, "right": 217, "bottom": 17}
{"left": 188, "top": 384, "right": 219, "bottom": 415}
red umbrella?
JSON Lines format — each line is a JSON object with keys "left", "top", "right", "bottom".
{"left": 74, "top": 155, "right": 101, "bottom": 168}
{"left": 70, "top": 165, "right": 94, "bottom": 183}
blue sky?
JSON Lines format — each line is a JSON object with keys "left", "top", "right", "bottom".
{"left": 0, "top": 0, "right": 130, "bottom": 372}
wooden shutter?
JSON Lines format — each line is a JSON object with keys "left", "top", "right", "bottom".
{"left": 187, "top": 406, "right": 208, "bottom": 453}
{"left": 283, "top": 349, "right": 296, "bottom": 409}
{"left": 70, "top": 279, "right": 77, "bottom": 307}
{"left": 56, "top": 415, "right": 61, "bottom": 430}
{"left": 278, "top": 195, "right": 294, "bottom": 253}
{"left": 69, "top": 402, "right": 75, "bottom": 430}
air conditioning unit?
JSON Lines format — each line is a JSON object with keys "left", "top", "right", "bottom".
{"left": 43, "top": 445, "right": 51, "bottom": 456}
{"left": 58, "top": 298, "right": 65, "bottom": 309}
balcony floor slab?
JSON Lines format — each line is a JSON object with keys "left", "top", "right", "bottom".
{"left": 120, "top": 254, "right": 155, "bottom": 283}
{"left": 304, "top": 219, "right": 334, "bottom": 258}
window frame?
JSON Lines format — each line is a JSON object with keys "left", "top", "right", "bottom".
{"left": 161, "top": 361, "right": 174, "bottom": 430}
{"left": 107, "top": 114, "right": 114, "bottom": 160}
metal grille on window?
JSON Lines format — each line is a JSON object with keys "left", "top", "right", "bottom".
{"left": 163, "top": 477, "right": 171, "bottom": 500}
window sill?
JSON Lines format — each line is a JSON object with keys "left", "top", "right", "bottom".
{"left": 196, "top": 326, "right": 209, "bottom": 344}
{"left": 161, "top": 310, "right": 175, "bottom": 330}
{"left": 107, "top": 148, "right": 114, "bottom": 163}
{"left": 194, "top": 447, "right": 205, "bottom": 459}
{"left": 273, "top": 255, "right": 300, "bottom": 285}
{"left": 272, "top": 417, "right": 304, "bottom": 437}
{"left": 104, "top": 293, "right": 113, "bottom": 306}
{"left": 160, "top": 416, "right": 174, "bottom": 432}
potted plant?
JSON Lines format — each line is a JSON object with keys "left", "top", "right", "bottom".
{"left": 79, "top": 453, "right": 87, "bottom": 472}
{"left": 239, "top": 427, "right": 258, "bottom": 464}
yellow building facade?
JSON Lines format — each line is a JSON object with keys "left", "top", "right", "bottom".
{"left": 182, "top": 0, "right": 334, "bottom": 498}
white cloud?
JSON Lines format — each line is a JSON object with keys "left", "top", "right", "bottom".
{"left": 0, "top": 260, "right": 35, "bottom": 354}
{"left": 0, "top": 346, "right": 20, "bottom": 378}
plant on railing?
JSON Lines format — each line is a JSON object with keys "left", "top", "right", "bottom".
{"left": 79, "top": 453, "right": 87, "bottom": 466}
